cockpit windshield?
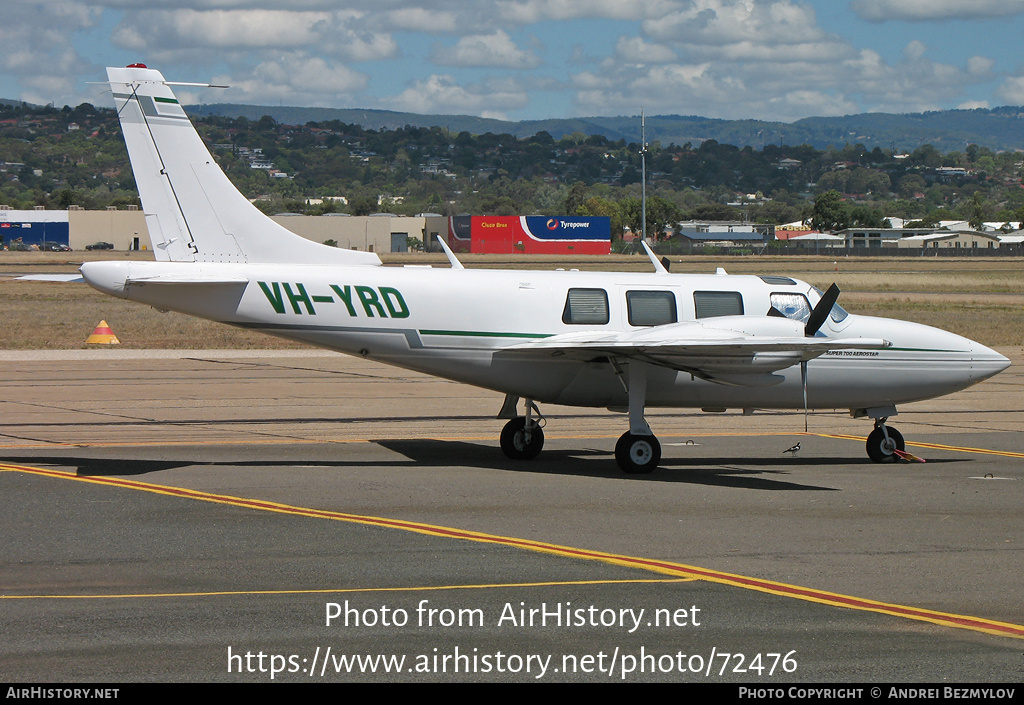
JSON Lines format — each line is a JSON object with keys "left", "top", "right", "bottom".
{"left": 811, "top": 286, "right": 849, "bottom": 323}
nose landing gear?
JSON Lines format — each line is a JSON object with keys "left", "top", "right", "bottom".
{"left": 866, "top": 418, "right": 905, "bottom": 463}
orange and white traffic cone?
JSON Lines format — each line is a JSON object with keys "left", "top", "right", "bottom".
{"left": 85, "top": 320, "right": 120, "bottom": 345}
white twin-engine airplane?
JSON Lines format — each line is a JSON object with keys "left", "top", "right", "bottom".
{"left": 81, "top": 65, "right": 1010, "bottom": 473}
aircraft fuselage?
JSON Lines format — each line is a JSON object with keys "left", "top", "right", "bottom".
{"left": 81, "top": 259, "right": 1008, "bottom": 413}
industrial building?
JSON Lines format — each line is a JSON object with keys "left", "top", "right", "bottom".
{"left": 0, "top": 207, "right": 440, "bottom": 254}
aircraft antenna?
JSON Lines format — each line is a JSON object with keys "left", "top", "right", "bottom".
{"left": 437, "top": 235, "right": 465, "bottom": 270}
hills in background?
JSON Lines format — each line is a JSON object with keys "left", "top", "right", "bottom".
{"left": 184, "top": 103, "right": 1024, "bottom": 153}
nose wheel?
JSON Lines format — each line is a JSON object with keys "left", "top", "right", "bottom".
{"left": 866, "top": 423, "right": 905, "bottom": 463}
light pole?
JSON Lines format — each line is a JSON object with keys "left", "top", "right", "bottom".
{"left": 640, "top": 108, "right": 648, "bottom": 246}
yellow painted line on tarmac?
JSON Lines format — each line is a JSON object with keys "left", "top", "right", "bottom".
{"left": 2, "top": 578, "right": 693, "bottom": 601}
{"left": 3, "top": 461, "right": 1023, "bottom": 641}
{"left": 0, "top": 430, "right": 802, "bottom": 451}
{"left": 816, "top": 433, "right": 1024, "bottom": 459}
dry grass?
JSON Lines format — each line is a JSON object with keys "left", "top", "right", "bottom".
{"left": 846, "top": 297, "right": 1024, "bottom": 346}
{"left": 0, "top": 280, "right": 310, "bottom": 350}
{"left": 2, "top": 253, "right": 1023, "bottom": 348}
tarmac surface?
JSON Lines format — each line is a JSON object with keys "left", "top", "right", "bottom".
{"left": 1, "top": 349, "right": 1022, "bottom": 683}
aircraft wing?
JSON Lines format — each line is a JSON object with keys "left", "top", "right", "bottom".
{"left": 504, "top": 317, "right": 890, "bottom": 384}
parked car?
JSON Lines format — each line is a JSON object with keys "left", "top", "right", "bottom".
{"left": 40, "top": 242, "right": 72, "bottom": 252}
{"left": 85, "top": 242, "right": 114, "bottom": 250}
{"left": 8, "top": 243, "right": 34, "bottom": 251}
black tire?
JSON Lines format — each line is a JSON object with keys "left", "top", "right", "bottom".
{"left": 866, "top": 426, "right": 905, "bottom": 463}
{"left": 500, "top": 417, "right": 544, "bottom": 460}
{"left": 614, "top": 432, "right": 661, "bottom": 474}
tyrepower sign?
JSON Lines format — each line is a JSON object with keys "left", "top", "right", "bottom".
{"left": 448, "top": 216, "right": 610, "bottom": 254}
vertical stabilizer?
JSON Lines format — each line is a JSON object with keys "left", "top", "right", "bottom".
{"left": 107, "top": 66, "right": 381, "bottom": 266}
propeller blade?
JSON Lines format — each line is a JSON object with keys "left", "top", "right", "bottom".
{"left": 805, "top": 283, "right": 840, "bottom": 336}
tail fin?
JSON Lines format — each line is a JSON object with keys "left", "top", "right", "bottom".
{"left": 107, "top": 65, "right": 381, "bottom": 266}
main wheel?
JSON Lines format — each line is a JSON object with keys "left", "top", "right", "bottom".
{"left": 866, "top": 426, "right": 905, "bottom": 463}
{"left": 500, "top": 417, "right": 544, "bottom": 460}
{"left": 614, "top": 432, "right": 661, "bottom": 474}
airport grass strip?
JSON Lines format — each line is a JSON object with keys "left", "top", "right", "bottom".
{"left": 4, "top": 462, "right": 1023, "bottom": 641}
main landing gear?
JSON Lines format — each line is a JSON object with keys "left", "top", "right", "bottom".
{"left": 865, "top": 417, "right": 905, "bottom": 463}
{"left": 499, "top": 399, "right": 545, "bottom": 460}
{"left": 498, "top": 361, "right": 663, "bottom": 474}
{"left": 614, "top": 432, "right": 661, "bottom": 474}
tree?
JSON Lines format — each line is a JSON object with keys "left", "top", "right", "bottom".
{"left": 562, "top": 182, "right": 590, "bottom": 215}
{"left": 620, "top": 196, "right": 682, "bottom": 240}
{"left": 348, "top": 195, "right": 377, "bottom": 216}
{"left": 811, "top": 190, "right": 850, "bottom": 232}
{"left": 966, "top": 192, "right": 986, "bottom": 230}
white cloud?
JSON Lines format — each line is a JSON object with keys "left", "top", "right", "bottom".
{"left": 835, "top": 46, "right": 983, "bottom": 114}
{"left": 385, "top": 74, "right": 529, "bottom": 118}
{"left": 643, "top": 0, "right": 854, "bottom": 63}
{"left": 432, "top": 31, "right": 541, "bottom": 68}
{"left": 770, "top": 90, "right": 858, "bottom": 118}
{"left": 852, "top": 0, "right": 1024, "bottom": 22}
{"left": 957, "top": 100, "right": 990, "bottom": 110}
{"left": 373, "top": 8, "right": 461, "bottom": 33}
{"left": 614, "top": 36, "right": 676, "bottom": 64}
{"left": 996, "top": 76, "right": 1024, "bottom": 105}
{"left": 0, "top": 1, "right": 101, "bottom": 106}
{"left": 111, "top": 8, "right": 398, "bottom": 63}
{"left": 903, "top": 40, "right": 926, "bottom": 61}
{"left": 495, "top": 0, "right": 678, "bottom": 24}
{"left": 569, "top": 27, "right": 992, "bottom": 122}
{"left": 0, "top": 0, "right": 1017, "bottom": 122}
{"left": 209, "top": 54, "right": 368, "bottom": 106}
{"left": 113, "top": 10, "right": 330, "bottom": 50}
{"left": 967, "top": 56, "right": 995, "bottom": 76}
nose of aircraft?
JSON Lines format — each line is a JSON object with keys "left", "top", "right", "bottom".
{"left": 836, "top": 314, "right": 1010, "bottom": 401}
{"left": 901, "top": 319, "right": 1010, "bottom": 384}
{"left": 966, "top": 336, "right": 1011, "bottom": 382}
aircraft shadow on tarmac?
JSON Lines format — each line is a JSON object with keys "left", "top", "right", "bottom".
{"left": 2, "top": 441, "right": 961, "bottom": 492}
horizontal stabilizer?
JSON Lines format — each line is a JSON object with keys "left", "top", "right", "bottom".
{"left": 15, "top": 274, "right": 84, "bottom": 282}
{"left": 125, "top": 274, "right": 249, "bottom": 285}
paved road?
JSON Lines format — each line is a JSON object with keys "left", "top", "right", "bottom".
{"left": 1, "top": 351, "right": 1022, "bottom": 682}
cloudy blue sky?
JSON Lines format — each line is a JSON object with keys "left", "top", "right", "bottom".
{"left": 5, "top": 0, "right": 1024, "bottom": 123}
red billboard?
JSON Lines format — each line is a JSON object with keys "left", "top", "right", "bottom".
{"left": 447, "top": 216, "right": 610, "bottom": 255}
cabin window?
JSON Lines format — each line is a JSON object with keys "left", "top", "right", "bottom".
{"left": 694, "top": 291, "right": 743, "bottom": 319}
{"left": 562, "top": 288, "right": 609, "bottom": 325}
{"left": 769, "top": 293, "right": 811, "bottom": 323}
{"left": 626, "top": 290, "right": 678, "bottom": 326}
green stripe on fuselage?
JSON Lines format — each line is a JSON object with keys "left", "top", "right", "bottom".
{"left": 419, "top": 329, "right": 551, "bottom": 339}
